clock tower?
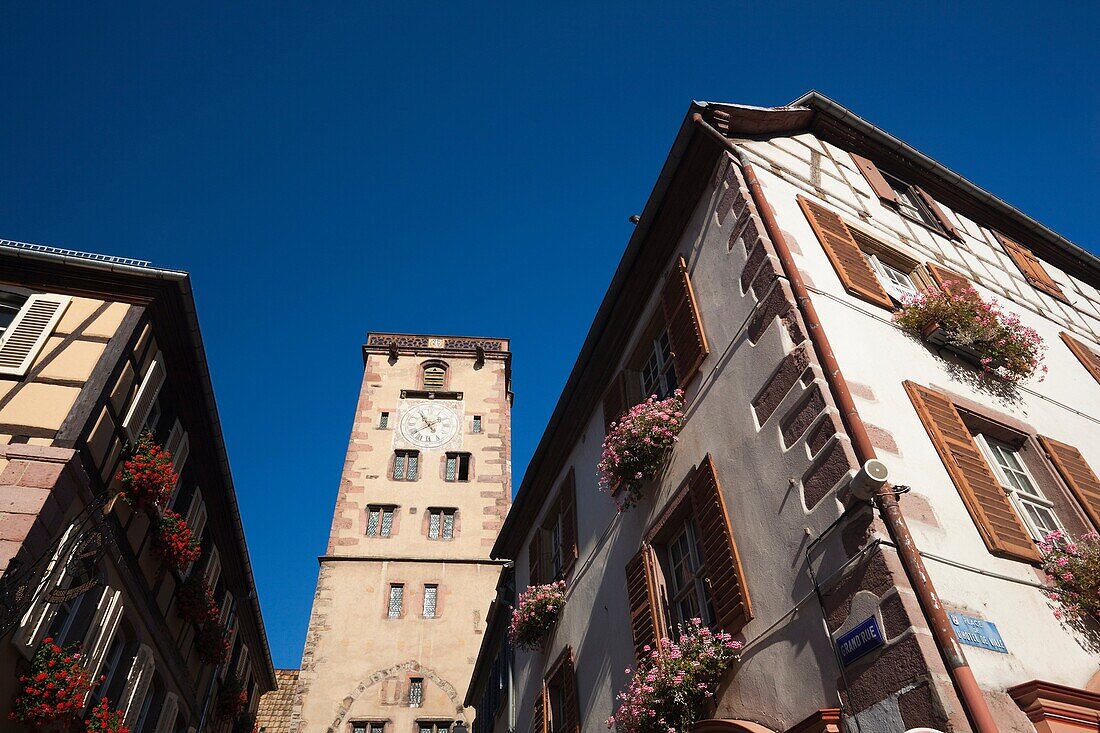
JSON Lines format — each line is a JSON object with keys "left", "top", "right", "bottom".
{"left": 292, "top": 333, "right": 512, "bottom": 733}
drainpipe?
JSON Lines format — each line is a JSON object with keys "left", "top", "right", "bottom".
{"left": 692, "top": 113, "right": 999, "bottom": 733}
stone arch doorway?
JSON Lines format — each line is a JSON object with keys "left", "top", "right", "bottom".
{"left": 327, "top": 660, "right": 467, "bottom": 733}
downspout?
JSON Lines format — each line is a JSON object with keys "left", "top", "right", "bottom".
{"left": 692, "top": 113, "right": 999, "bottom": 733}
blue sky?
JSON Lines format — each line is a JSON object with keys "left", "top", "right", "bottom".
{"left": 1, "top": 2, "right": 1097, "bottom": 668}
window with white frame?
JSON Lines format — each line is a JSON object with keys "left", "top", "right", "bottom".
{"left": 639, "top": 330, "right": 677, "bottom": 400}
{"left": 882, "top": 171, "right": 942, "bottom": 231}
{"left": 865, "top": 253, "right": 919, "bottom": 302}
{"left": 423, "top": 585, "right": 438, "bottom": 618}
{"left": 975, "top": 434, "right": 1064, "bottom": 541}
{"left": 658, "top": 517, "right": 714, "bottom": 630}
{"left": 427, "top": 509, "right": 456, "bottom": 540}
{"left": 367, "top": 506, "right": 396, "bottom": 538}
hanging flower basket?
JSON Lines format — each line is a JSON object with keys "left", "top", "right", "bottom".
{"left": 85, "top": 698, "right": 130, "bottom": 733}
{"left": 598, "top": 390, "right": 685, "bottom": 511}
{"left": 508, "top": 581, "right": 566, "bottom": 651}
{"left": 151, "top": 510, "right": 202, "bottom": 572}
{"left": 195, "top": 621, "right": 231, "bottom": 666}
{"left": 893, "top": 283, "right": 1045, "bottom": 385}
{"left": 177, "top": 573, "right": 220, "bottom": 626}
{"left": 1039, "top": 530, "right": 1100, "bottom": 625}
{"left": 607, "top": 618, "right": 742, "bottom": 733}
{"left": 217, "top": 675, "right": 248, "bottom": 721}
{"left": 116, "top": 431, "right": 176, "bottom": 513}
{"left": 8, "top": 638, "right": 94, "bottom": 727}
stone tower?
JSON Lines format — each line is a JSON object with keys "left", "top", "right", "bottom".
{"left": 292, "top": 333, "right": 512, "bottom": 733}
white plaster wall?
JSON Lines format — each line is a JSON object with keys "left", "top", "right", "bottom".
{"left": 512, "top": 159, "right": 865, "bottom": 733}
{"left": 751, "top": 137, "right": 1100, "bottom": 697}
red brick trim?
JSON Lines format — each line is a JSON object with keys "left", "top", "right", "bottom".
{"left": 1008, "top": 679, "right": 1100, "bottom": 731}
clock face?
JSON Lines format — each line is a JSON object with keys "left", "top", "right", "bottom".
{"left": 399, "top": 404, "right": 459, "bottom": 448}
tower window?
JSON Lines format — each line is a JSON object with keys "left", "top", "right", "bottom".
{"left": 379, "top": 412, "right": 390, "bottom": 429}
{"left": 352, "top": 724, "right": 385, "bottom": 733}
{"left": 422, "top": 362, "right": 447, "bottom": 391}
{"left": 423, "top": 585, "right": 438, "bottom": 618}
{"left": 388, "top": 585, "right": 404, "bottom": 618}
{"left": 472, "top": 415, "right": 482, "bottom": 434}
{"left": 408, "top": 678, "right": 424, "bottom": 707}
{"left": 445, "top": 453, "right": 471, "bottom": 482}
{"left": 418, "top": 723, "right": 451, "bottom": 733}
{"left": 367, "top": 506, "right": 396, "bottom": 538}
{"left": 427, "top": 509, "right": 456, "bottom": 540}
{"left": 393, "top": 451, "right": 419, "bottom": 481}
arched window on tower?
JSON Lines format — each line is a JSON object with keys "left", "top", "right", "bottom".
{"left": 421, "top": 362, "right": 447, "bottom": 391}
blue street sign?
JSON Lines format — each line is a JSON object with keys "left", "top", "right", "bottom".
{"left": 949, "top": 613, "right": 1007, "bottom": 653}
{"left": 836, "top": 616, "right": 884, "bottom": 667}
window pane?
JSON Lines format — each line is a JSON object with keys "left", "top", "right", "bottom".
{"left": 380, "top": 509, "right": 394, "bottom": 537}
{"left": 445, "top": 456, "right": 457, "bottom": 482}
{"left": 393, "top": 454, "right": 406, "bottom": 481}
{"left": 423, "top": 586, "right": 437, "bottom": 618}
{"left": 379, "top": 412, "right": 389, "bottom": 429}
{"left": 367, "top": 509, "right": 380, "bottom": 537}
{"left": 442, "top": 512, "right": 454, "bottom": 540}
{"left": 407, "top": 454, "right": 419, "bottom": 479}
{"left": 372, "top": 724, "right": 385, "bottom": 733}
{"left": 428, "top": 512, "right": 440, "bottom": 539}
{"left": 472, "top": 416, "right": 482, "bottom": 433}
{"left": 388, "top": 586, "right": 403, "bottom": 618}
{"left": 409, "top": 679, "right": 423, "bottom": 707}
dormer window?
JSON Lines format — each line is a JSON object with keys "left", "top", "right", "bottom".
{"left": 422, "top": 362, "right": 447, "bottom": 391}
{"left": 881, "top": 171, "right": 942, "bottom": 231}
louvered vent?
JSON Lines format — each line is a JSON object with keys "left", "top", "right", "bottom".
{"left": 0, "top": 294, "right": 70, "bottom": 376}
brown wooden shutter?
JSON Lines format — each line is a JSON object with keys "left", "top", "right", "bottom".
{"left": 913, "top": 187, "right": 963, "bottom": 240}
{"left": 688, "top": 454, "right": 752, "bottom": 633}
{"left": 602, "top": 371, "right": 627, "bottom": 433}
{"left": 903, "top": 381, "right": 1041, "bottom": 563}
{"left": 1060, "top": 332, "right": 1100, "bottom": 385}
{"left": 528, "top": 532, "right": 542, "bottom": 587}
{"left": 926, "top": 263, "right": 975, "bottom": 296}
{"left": 1038, "top": 436, "right": 1100, "bottom": 532}
{"left": 530, "top": 686, "right": 546, "bottom": 733}
{"left": 849, "top": 152, "right": 900, "bottom": 205}
{"left": 797, "top": 196, "right": 894, "bottom": 310}
{"left": 996, "top": 233, "right": 1068, "bottom": 303}
{"left": 624, "top": 547, "right": 660, "bottom": 660}
{"left": 559, "top": 469, "right": 578, "bottom": 579}
{"left": 661, "top": 256, "right": 709, "bottom": 387}
{"left": 563, "top": 653, "right": 580, "bottom": 733}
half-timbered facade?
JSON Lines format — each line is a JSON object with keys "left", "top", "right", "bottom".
{"left": 469, "top": 94, "right": 1100, "bottom": 733}
{"left": 0, "top": 241, "right": 275, "bottom": 732}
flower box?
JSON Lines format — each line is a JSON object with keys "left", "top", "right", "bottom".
{"left": 894, "top": 283, "right": 1044, "bottom": 386}
{"left": 607, "top": 618, "right": 742, "bottom": 733}
{"left": 919, "top": 322, "right": 1004, "bottom": 371}
{"left": 8, "top": 639, "right": 94, "bottom": 727}
{"left": 509, "top": 581, "right": 565, "bottom": 652}
{"left": 599, "top": 390, "right": 685, "bottom": 511}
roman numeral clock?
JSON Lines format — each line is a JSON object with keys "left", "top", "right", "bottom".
{"left": 396, "top": 400, "right": 463, "bottom": 450}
